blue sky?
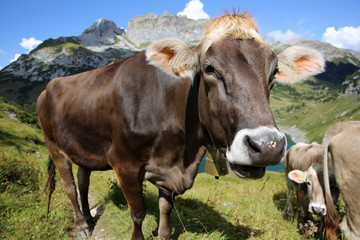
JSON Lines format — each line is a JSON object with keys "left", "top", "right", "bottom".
{"left": 1, "top": 0, "right": 360, "bottom": 70}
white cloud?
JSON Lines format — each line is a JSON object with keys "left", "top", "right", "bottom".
{"left": 20, "top": 37, "right": 42, "bottom": 52}
{"left": 11, "top": 54, "right": 21, "bottom": 63}
{"left": 177, "top": 0, "right": 210, "bottom": 20}
{"left": 8, "top": 37, "right": 42, "bottom": 64}
{"left": 322, "top": 26, "right": 360, "bottom": 50}
{"left": 267, "top": 29, "right": 301, "bottom": 42}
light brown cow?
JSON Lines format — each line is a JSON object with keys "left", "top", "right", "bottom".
{"left": 286, "top": 142, "right": 339, "bottom": 234}
{"left": 323, "top": 121, "right": 360, "bottom": 240}
{"left": 37, "top": 11, "right": 325, "bottom": 240}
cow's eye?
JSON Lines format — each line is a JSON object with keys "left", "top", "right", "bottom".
{"left": 269, "top": 66, "right": 279, "bottom": 82}
{"left": 273, "top": 66, "right": 279, "bottom": 77}
{"left": 204, "top": 64, "right": 223, "bottom": 81}
{"left": 268, "top": 66, "right": 279, "bottom": 90}
{"left": 306, "top": 180, "right": 311, "bottom": 186}
{"left": 204, "top": 64, "right": 215, "bottom": 74}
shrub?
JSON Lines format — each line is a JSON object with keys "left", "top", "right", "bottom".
{"left": 0, "top": 153, "right": 40, "bottom": 193}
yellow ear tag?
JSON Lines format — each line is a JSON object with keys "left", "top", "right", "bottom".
{"left": 298, "top": 177, "right": 305, "bottom": 181}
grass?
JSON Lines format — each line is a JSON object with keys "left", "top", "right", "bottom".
{"left": 82, "top": 170, "right": 335, "bottom": 240}
{"left": 0, "top": 99, "right": 73, "bottom": 240}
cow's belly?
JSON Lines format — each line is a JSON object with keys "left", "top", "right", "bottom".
{"left": 55, "top": 128, "right": 112, "bottom": 170}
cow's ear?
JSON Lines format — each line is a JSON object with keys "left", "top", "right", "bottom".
{"left": 146, "top": 39, "right": 199, "bottom": 79}
{"left": 288, "top": 170, "right": 307, "bottom": 184}
{"left": 276, "top": 47, "right": 325, "bottom": 83}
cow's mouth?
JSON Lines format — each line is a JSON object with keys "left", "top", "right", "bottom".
{"left": 228, "top": 162, "right": 265, "bottom": 179}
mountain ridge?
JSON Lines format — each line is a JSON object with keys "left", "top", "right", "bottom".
{"left": 0, "top": 12, "right": 359, "bottom": 104}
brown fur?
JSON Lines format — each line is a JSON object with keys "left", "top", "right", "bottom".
{"left": 323, "top": 121, "right": 360, "bottom": 239}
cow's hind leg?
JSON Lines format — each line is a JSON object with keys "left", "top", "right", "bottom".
{"left": 77, "top": 167, "right": 95, "bottom": 230}
{"left": 46, "top": 140, "right": 92, "bottom": 237}
{"left": 158, "top": 190, "right": 174, "bottom": 240}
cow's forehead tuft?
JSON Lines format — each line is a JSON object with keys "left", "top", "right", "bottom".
{"left": 198, "top": 11, "right": 264, "bottom": 56}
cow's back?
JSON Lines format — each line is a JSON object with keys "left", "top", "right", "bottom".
{"left": 285, "top": 142, "right": 323, "bottom": 174}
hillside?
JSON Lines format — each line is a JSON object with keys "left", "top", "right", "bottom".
{"left": 271, "top": 80, "right": 360, "bottom": 143}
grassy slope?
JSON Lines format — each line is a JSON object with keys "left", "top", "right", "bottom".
{"left": 86, "top": 170, "right": 302, "bottom": 240}
{"left": 0, "top": 98, "right": 73, "bottom": 239}
{"left": 271, "top": 78, "right": 360, "bottom": 143}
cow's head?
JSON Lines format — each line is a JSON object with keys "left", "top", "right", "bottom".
{"left": 288, "top": 163, "right": 327, "bottom": 216}
{"left": 146, "top": 11, "right": 325, "bottom": 179}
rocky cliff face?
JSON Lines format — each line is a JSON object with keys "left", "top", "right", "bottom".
{"left": 343, "top": 69, "right": 360, "bottom": 95}
{"left": 78, "top": 18, "right": 126, "bottom": 47}
{"left": 126, "top": 11, "right": 209, "bottom": 45}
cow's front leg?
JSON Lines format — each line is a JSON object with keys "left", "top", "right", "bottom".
{"left": 158, "top": 190, "right": 174, "bottom": 240}
{"left": 286, "top": 185, "right": 294, "bottom": 217}
{"left": 112, "top": 168, "right": 146, "bottom": 240}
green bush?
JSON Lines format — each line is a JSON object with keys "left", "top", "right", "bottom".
{"left": 0, "top": 153, "right": 40, "bottom": 193}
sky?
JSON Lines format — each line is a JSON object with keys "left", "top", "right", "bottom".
{"left": 1, "top": 0, "right": 360, "bottom": 70}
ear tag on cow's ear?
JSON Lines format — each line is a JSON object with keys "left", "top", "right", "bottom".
{"left": 298, "top": 177, "right": 305, "bottom": 181}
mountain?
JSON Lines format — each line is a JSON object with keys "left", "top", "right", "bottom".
{"left": 78, "top": 18, "right": 126, "bottom": 47}
{"left": 126, "top": 11, "right": 209, "bottom": 45}
{"left": 0, "top": 12, "right": 359, "bottom": 104}
{"left": 0, "top": 12, "right": 209, "bottom": 103}
{"left": 343, "top": 69, "right": 360, "bottom": 96}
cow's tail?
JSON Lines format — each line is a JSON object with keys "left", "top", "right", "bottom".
{"left": 323, "top": 142, "right": 339, "bottom": 240}
{"left": 44, "top": 156, "right": 56, "bottom": 218}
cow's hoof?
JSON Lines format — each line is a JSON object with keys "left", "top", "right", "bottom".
{"left": 77, "top": 228, "right": 92, "bottom": 238}
{"left": 76, "top": 220, "right": 94, "bottom": 238}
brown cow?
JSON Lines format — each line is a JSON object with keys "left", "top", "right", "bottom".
{"left": 323, "top": 121, "right": 360, "bottom": 240}
{"left": 286, "top": 142, "right": 339, "bottom": 234}
{"left": 37, "top": 11, "right": 325, "bottom": 239}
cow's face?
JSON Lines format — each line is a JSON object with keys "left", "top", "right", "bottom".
{"left": 288, "top": 164, "right": 327, "bottom": 216}
{"left": 197, "top": 37, "right": 285, "bottom": 178}
{"left": 146, "top": 38, "right": 324, "bottom": 179}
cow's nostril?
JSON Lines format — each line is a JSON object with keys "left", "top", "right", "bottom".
{"left": 246, "top": 136, "right": 261, "bottom": 154}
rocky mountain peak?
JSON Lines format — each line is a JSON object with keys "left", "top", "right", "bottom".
{"left": 78, "top": 18, "right": 125, "bottom": 47}
{"left": 126, "top": 12, "right": 210, "bottom": 45}
{"left": 162, "top": 10, "right": 171, "bottom": 17}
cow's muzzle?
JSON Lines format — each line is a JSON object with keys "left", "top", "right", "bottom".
{"left": 226, "top": 127, "right": 287, "bottom": 178}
